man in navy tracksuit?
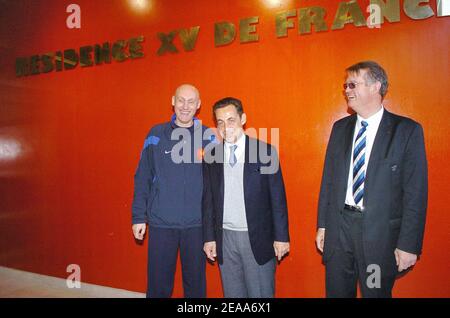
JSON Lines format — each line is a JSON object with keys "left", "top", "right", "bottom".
{"left": 132, "top": 84, "right": 214, "bottom": 298}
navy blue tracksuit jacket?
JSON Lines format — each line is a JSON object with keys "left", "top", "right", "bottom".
{"left": 132, "top": 116, "right": 215, "bottom": 228}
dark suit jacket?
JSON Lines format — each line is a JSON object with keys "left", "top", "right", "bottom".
{"left": 318, "top": 109, "right": 428, "bottom": 272}
{"left": 202, "top": 135, "right": 290, "bottom": 265}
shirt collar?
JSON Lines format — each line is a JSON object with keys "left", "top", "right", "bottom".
{"left": 225, "top": 131, "right": 246, "bottom": 149}
{"left": 357, "top": 105, "right": 384, "bottom": 128}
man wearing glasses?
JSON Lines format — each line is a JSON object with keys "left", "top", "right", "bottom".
{"left": 316, "top": 61, "right": 428, "bottom": 297}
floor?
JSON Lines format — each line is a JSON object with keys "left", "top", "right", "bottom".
{"left": 0, "top": 266, "right": 145, "bottom": 298}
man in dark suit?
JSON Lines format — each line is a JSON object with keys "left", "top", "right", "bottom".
{"left": 202, "top": 97, "right": 290, "bottom": 298}
{"left": 316, "top": 61, "right": 428, "bottom": 298}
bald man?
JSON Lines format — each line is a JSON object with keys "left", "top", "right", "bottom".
{"left": 131, "top": 84, "right": 213, "bottom": 298}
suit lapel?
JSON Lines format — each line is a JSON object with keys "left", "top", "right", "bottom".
{"left": 366, "top": 110, "right": 394, "bottom": 177}
{"left": 343, "top": 115, "right": 357, "bottom": 187}
{"left": 364, "top": 110, "right": 395, "bottom": 206}
{"left": 215, "top": 144, "right": 225, "bottom": 216}
{"left": 243, "top": 135, "right": 250, "bottom": 195}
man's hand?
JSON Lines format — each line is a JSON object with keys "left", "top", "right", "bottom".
{"left": 395, "top": 248, "right": 417, "bottom": 272}
{"left": 316, "top": 228, "right": 325, "bottom": 253}
{"left": 274, "top": 241, "right": 290, "bottom": 261}
{"left": 132, "top": 223, "right": 146, "bottom": 240}
{"left": 204, "top": 241, "right": 217, "bottom": 261}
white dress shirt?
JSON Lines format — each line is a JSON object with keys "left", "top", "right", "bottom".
{"left": 345, "top": 106, "right": 384, "bottom": 208}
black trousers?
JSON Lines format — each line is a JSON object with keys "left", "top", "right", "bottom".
{"left": 325, "top": 208, "right": 396, "bottom": 298}
{"left": 147, "top": 226, "right": 206, "bottom": 298}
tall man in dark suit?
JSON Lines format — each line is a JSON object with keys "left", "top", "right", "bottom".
{"left": 316, "top": 61, "right": 428, "bottom": 298}
{"left": 202, "top": 97, "right": 290, "bottom": 298}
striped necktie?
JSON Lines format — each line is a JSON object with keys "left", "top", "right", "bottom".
{"left": 229, "top": 145, "right": 237, "bottom": 167}
{"left": 353, "top": 121, "right": 368, "bottom": 205}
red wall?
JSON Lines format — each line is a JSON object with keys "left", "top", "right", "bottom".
{"left": 0, "top": 0, "right": 448, "bottom": 297}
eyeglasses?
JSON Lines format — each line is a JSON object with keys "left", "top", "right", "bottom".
{"left": 343, "top": 82, "right": 366, "bottom": 90}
